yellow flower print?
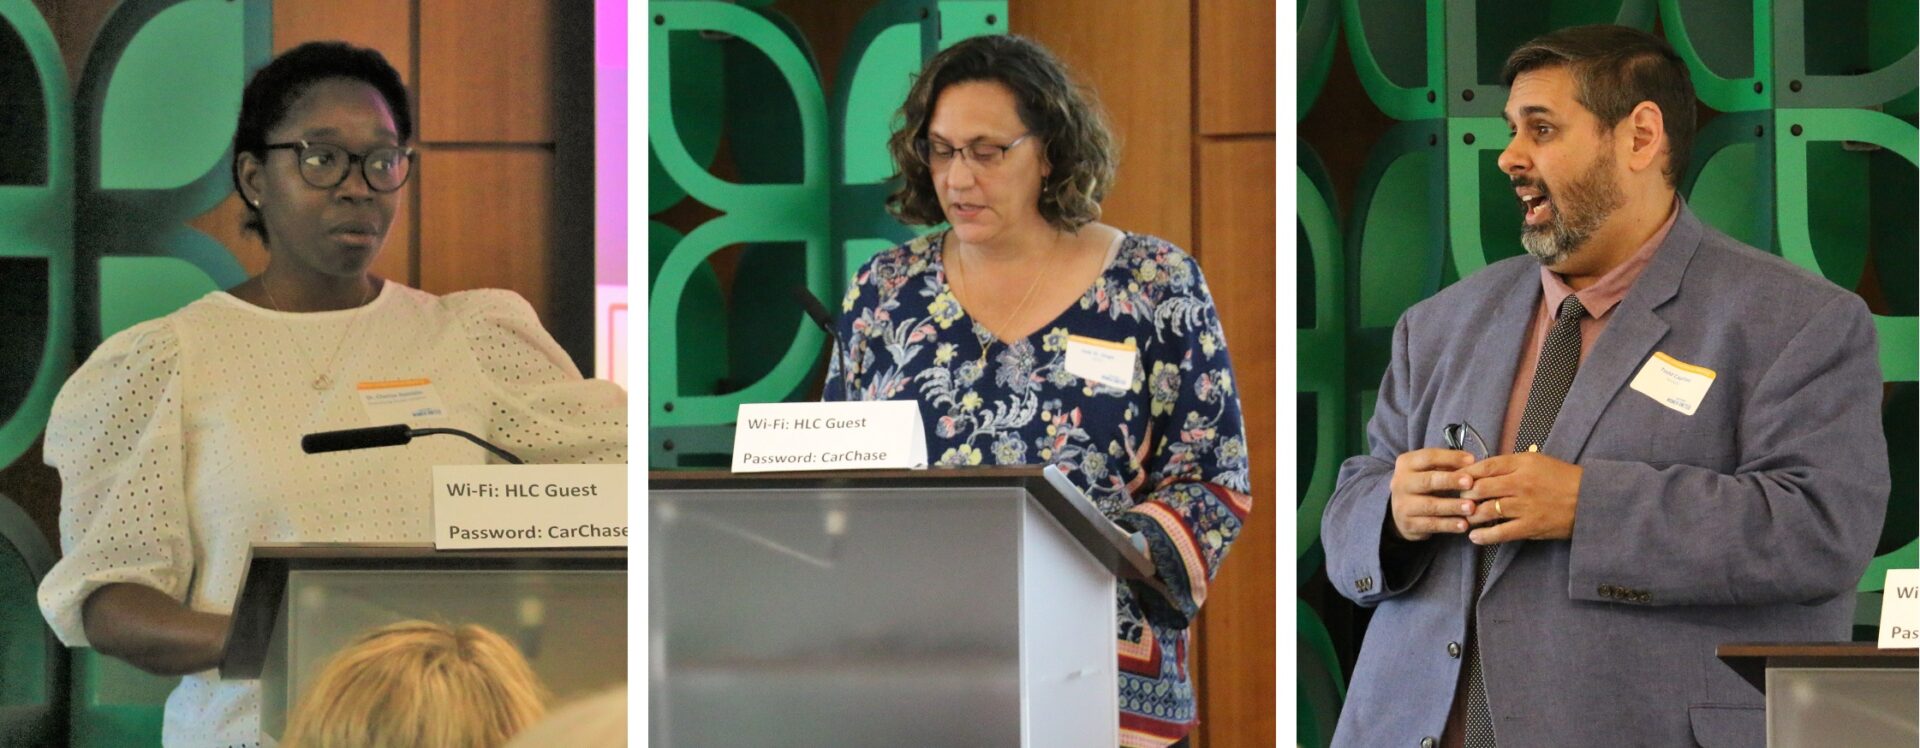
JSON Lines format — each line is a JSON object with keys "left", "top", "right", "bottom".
{"left": 1199, "top": 332, "right": 1217, "bottom": 357}
{"left": 960, "top": 391, "right": 983, "bottom": 412}
{"left": 1149, "top": 361, "right": 1181, "bottom": 416}
{"left": 935, "top": 343, "right": 957, "bottom": 364}
{"left": 1043, "top": 327, "right": 1070, "bottom": 352}
{"left": 928, "top": 291, "right": 963, "bottom": 328}
{"left": 841, "top": 284, "right": 860, "bottom": 312}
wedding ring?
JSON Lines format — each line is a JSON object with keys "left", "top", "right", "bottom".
{"left": 1493, "top": 499, "right": 1505, "bottom": 519}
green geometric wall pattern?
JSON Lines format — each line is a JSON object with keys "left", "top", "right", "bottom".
{"left": 1297, "top": 1, "right": 1916, "bottom": 744}
{"left": 0, "top": 2, "right": 273, "bottom": 744}
{"left": 648, "top": 0, "right": 1005, "bottom": 466}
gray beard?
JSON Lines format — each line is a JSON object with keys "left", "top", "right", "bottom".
{"left": 1518, "top": 157, "right": 1623, "bottom": 267}
{"left": 1521, "top": 218, "right": 1586, "bottom": 266}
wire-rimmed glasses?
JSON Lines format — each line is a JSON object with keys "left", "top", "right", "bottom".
{"left": 913, "top": 133, "right": 1033, "bottom": 170}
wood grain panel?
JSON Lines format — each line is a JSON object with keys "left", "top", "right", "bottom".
{"left": 418, "top": 0, "right": 553, "bottom": 143}
{"left": 416, "top": 147, "right": 553, "bottom": 321}
{"left": 1197, "top": 0, "right": 1277, "bottom": 137}
{"left": 1194, "top": 137, "right": 1278, "bottom": 748}
{"left": 273, "top": 0, "right": 414, "bottom": 85}
{"left": 1010, "top": 0, "right": 1193, "bottom": 251}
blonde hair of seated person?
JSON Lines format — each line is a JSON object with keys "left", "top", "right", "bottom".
{"left": 282, "top": 620, "right": 548, "bottom": 748}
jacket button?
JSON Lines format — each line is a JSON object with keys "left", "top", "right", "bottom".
{"left": 1447, "top": 641, "right": 1461, "bottom": 658}
{"left": 1598, "top": 584, "right": 1616, "bottom": 598}
{"left": 1421, "top": 737, "right": 1437, "bottom": 748}
{"left": 1635, "top": 591, "right": 1651, "bottom": 603}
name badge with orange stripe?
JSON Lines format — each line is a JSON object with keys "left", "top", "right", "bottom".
{"left": 357, "top": 378, "right": 450, "bottom": 425}
{"left": 1629, "top": 351, "right": 1716, "bottom": 416}
{"left": 1064, "top": 334, "right": 1137, "bottom": 390}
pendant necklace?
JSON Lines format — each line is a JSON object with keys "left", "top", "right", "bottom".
{"left": 952, "top": 231, "right": 1059, "bottom": 369}
{"left": 264, "top": 276, "right": 376, "bottom": 391}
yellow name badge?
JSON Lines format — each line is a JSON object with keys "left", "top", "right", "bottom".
{"left": 1628, "top": 352, "right": 1716, "bottom": 416}
{"left": 357, "top": 378, "right": 450, "bottom": 425}
{"left": 1064, "top": 335, "right": 1137, "bottom": 390}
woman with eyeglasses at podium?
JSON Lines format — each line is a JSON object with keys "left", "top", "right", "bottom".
{"left": 822, "top": 34, "right": 1250, "bottom": 748}
{"left": 35, "top": 42, "right": 623, "bottom": 748}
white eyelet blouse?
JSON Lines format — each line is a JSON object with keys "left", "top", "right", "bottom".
{"left": 36, "top": 282, "right": 626, "bottom": 748}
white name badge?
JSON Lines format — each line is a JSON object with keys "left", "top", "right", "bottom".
{"left": 358, "top": 378, "right": 450, "bottom": 424}
{"left": 732, "top": 400, "right": 928, "bottom": 473}
{"left": 1628, "top": 351, "right": 1716, "bottom": 416}
{"left": 1877, "top": 568, "right": 1920, "bottom": 648}
{"left": 432, "top": 464, "right": 627, "bottom": 549}
{"left": 1064, "top": 335, "right": 1137, "bottom": 390}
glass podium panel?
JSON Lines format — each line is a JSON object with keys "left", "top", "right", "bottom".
{"left": 260, "top": 568, "right": 625, "bottom": 739}
{"left": 1767, "top": 668, "right": 1918, "bottom": 747}
{"left": 651, "top": 485, "right": 1027, "bottom": 748}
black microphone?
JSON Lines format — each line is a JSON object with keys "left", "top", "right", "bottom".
{"left": 301, "top": 424, "right": 525, "bottom": 464}
{"left": 790, "top": 285, "right": 841, "bottom": 351}
{"left": 301, "top": 424, "right": 411, "bottom": 453}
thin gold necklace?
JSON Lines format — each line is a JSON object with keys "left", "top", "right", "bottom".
{"left": 263, "top": 275, "right": 376, "bottom": 391}
{"left": 952, "top": 231, "right": 1059, "bottom": 369}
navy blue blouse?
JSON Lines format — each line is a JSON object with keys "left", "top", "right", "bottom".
{"left": 825, "top": 230, "right": 1251, "bottom": 743}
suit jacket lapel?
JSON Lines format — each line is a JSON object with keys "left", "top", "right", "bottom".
{"left": 1462, "top": 266, "right": 1542, "bottom": 450}
{"left": 1486, "top": 204, "right": 1704, "bottom": 587}
{"left": 1456, "top": 261, "right": 1541, "bottom": 601}
{"left": 1547, "top": 206, "right": 1702, "bottom": 462}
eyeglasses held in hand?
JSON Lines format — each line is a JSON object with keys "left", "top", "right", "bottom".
{"left": 1442, "top": 422, "right": 1491, "bottom": 462}
{"left": 914, "top": 133, "right": 1033, "bottom": 170}
{"left": 262, "top": 140, "right": 415, "bottom": 192}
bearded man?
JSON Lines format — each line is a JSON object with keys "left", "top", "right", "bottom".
{"left": 1322, "top": 24, "right": 1890, "bottom": 748}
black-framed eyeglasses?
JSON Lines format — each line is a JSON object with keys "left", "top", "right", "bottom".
{"left": 913, "top": 133, "right": 1032, "bottom": 170}
{"left": 1442, "top": 422, "right": 1491, "bottom": 461}
{"left": 262, "top": 140, "right": 415, "bottom": 192}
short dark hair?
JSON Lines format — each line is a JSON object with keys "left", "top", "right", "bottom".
{"left": 886, "top": 34, "right": 1115, "bottom": 231}
{"left": 1502, "top": 25, "right": 1695, "bottom": 187}
{"left": 231, "top": 41, "right": 413, "bottom": 244}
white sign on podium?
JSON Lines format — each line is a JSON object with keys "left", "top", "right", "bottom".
{"left": 432, "top": 464, "right": 627, "bottom": 549}
{"left": 732, "top": 400, "right": 928, "bottom": 473}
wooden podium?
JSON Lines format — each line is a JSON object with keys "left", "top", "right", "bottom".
{"left": 649, "top": 467, "right": 1155, "bottom": 748}
{"left": 1718, "top": 642, "right": 1919, "bottom": 747}
{"left": 220, "top": 544, "right": 626, "bottom": 741}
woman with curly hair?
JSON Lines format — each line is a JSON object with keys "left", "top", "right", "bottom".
{"left": 824, "top": 33, "right": 1251, "bottom": 748}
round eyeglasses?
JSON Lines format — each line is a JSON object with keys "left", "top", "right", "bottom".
{"left": 913, "top": 133, "right": 1032, "bottom": 170}
{"left": 262, "top": 140, "right": 415, "bottom": 192}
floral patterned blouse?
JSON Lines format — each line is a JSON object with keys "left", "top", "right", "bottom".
{"left": 824, "top": 230, "right": 1252, "bottom": 747}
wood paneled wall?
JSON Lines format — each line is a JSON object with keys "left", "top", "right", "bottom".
{"left": 1014, "top": 2, "right": 1277, "bottom": 746}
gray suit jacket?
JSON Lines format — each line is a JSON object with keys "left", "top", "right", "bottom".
{"left": 1323, "top": 205, "right": 1890, "bottom": 748}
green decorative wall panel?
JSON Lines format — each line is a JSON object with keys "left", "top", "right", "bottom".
{"left": 1299, "top": 4, "right": 1916, "bottom": 744}
{"left": 648, "top": 0, "right": 1005, "bottom": 465}
{"left": 0, "top": 0, "right": 74, "bottom": 476}
{"left": 0, "top": 2, "right": 272, "bottom": 744}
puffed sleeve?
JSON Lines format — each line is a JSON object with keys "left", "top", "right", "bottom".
{"left": 37, "top": 320, "right": 194, "bottom": 646}
{"left": 1112, "top": 248, "right": 1253, "bottom": 629}
{"left": 447, "top": 290, "right": 627, "bottom": 464}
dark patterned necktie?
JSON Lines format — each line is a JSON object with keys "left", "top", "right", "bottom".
{"left": 1461, "top": 293, "right": 1586, "bottom": 747}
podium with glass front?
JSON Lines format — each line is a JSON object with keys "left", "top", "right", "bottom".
{"left": 219, "top": 544, "right": 626, "bottom": 741}
{"left": 649, "top": 467, "right": 1156, "bottom": 748}
{"left": 1718, "top": 642, "right": 1920, "bottom": 747}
